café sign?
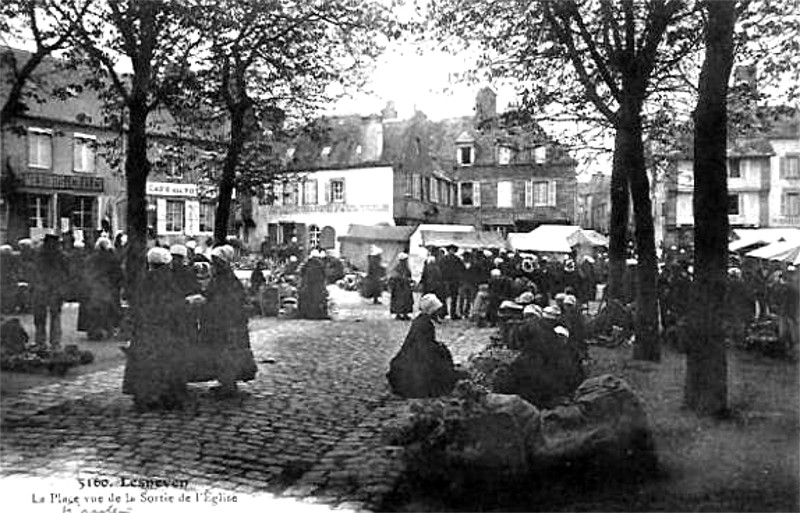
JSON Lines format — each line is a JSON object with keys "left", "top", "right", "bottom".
{"left": 21, "top": 172, "right": 104, "bottom": 192}
{"left": 146, "top": 182, "right": 198, "bottom": 197}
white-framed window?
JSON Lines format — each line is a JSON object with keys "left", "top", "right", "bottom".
{"left": 28, "top": 128, "right": 53, "bottom": 169}
{"left": 304, "top": 179, "right": 318, "bottom": 205}
{"left": 165, "top": 200, "right": 185, "bottom": 232}
{"left": 534, "top": 146, "right": 547, "bottom": 164}
{"left": 457, "top": 145, "right": 474, "bottom": 166}
{"left": 459, "top": 181, "right": 481, "bottom": 207}
{"left": 27, "top": 194, "right": 52, "bottom": 228}
{"left": 308, "top": 224, "right": 321, "bottom": 248}
{"left": 781, "top": 155, "right": 800, "bottom": 178}
{"left": 71, "top": 196, "right": 94, "bottom": 231}
{"left": 355, "top": 145, "right": 362, "bottom": 158}
{"left": 728, "top": 158, "right": 742, "bottom": 178}
{"left": 321, "top": 146, "right": 332, "bottom": 159}
{"left": 728, "top": 194, "right": 740, "bottom": 216}
{"left": 498, "top": 146, "right": 512, "bottom": 165}
{"left": 330, "top": 179, "right": 345, "bottom": 203}
{"left": 285, "top": 147, "right": 296, "bottom": 161}
{"left": 781, "top": 191, "right": 800, "bottom": 216}
{"left": 532, "top": 181, "right": 557, "bottom": 206}
{"left": 73, "top": 134, "right": 96, "bottom": 173}
{"left": 199, "top": 202, "right": 215, "bottom": 232}
{"left": 497, "top": 181, "right": 513, "bottom": 208}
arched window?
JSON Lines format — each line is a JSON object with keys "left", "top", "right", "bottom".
{"left": 308, "top": 224, "right": 321, "bottom": 248}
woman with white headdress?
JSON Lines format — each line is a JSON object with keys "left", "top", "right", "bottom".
{"left": 195, "top": 245, "right": 257, "bottom": 394}
{"left": 362, "top": 244, "right": 385, "bottom": 304}
{"left": 388, "top": 252, "right": 413, "bottom": 320}
{"left": 122, "top": 247, "right": 189, "bottom": 410}
{"left": 386, "top": 294, "right": 459, "bottom": 398}
{"left": 77, "top": 237, "right": 123, "bottom": 340}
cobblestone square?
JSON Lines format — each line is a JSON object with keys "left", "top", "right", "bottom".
{"left": 0, "top": 287, "right": 492, "bottom": 511}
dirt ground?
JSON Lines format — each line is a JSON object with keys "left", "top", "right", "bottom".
{"left": 416, "top": 343, "right": 799, "bottom": 512}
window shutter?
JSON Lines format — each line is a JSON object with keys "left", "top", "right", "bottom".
{"left": 341, "top": 177, "right": 346, "bottom": 204}
{"left": 73, "top": 139, "right": 81, "bottom": 171}
{"left": 185, "top": 200, "right": 199, "bottom": 235}
{"left": 780, "top": 157, "right": 786, "bottom": 178}
{"left": 474, "top": 181, "right": 481, "bottom": 207}
{"left": 525, "top": 181, "right": 533, "bottom": 208}
{"left": 457, "top": 182, "right": 462, "bottom": 206}
{"left": 548, "top": 180, "right": 557, "bottom": 206}
{"left": 325, "top": 180, "right": 332, "bottom": 204}
{"left": 156, "top": 198, "right": 167, "bottom": 235}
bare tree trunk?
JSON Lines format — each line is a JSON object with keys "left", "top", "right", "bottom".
{"left": 607, "top": 146, "right": 629, "bottom": 301}
{"left": 213, "top": 104, "right": 247, "bottom": 245}
{"left": 124, "top": 98, "right": 150, "bottom": 309}
{"left": 685, "top": 0, "right": 736, "bottom": 415}
{"left": 613, "top": 98, "right": 660, "bottom": 361}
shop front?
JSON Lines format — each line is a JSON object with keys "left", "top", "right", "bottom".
{"left": 146, "top": 181, "right": 216, "bottom": 245}
{"left": 11, "top": 172, "right": 106, "bottom": 244}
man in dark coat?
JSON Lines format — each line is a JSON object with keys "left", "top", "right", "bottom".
{"left": 439, "top": 244, "right": 465, "bottom": 320}
{"left": 32, "top": 234, "right": 69, "bottom": 350}
{"left": 387, "top": 294, "right": 458, "bottom": 398}
{"left": 388, "top": 252, "right": 414, "bottom": 320}
{"left": 420, "top": 250, "right": 445, "bottom": 319}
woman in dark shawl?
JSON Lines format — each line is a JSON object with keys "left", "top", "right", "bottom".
{"left": 362, "top": 245, "right": 385, "bottom": 304}
{"left": 195, "top": 245, "right": 257, "bottom": 394}
{"left": 78, "top": 237, "right": 123, "bottom": 340}
{"left": 298, "top": 250, "right": 329, "bottom": 319}
{"left": 388, "top": 252, "right": 413, "bottom": 320}
{"left": 387, "top": 294, "right": 458, "bottom": 398}
{"left": 122, "top": 247, "right": 189, "bottom": 410}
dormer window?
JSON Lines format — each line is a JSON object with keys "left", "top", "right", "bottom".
{"left": 321, "top": 146, "right": 332, "bottom": 159}
{"left": 458, "top": 146, "right": 474, "bottom": 166}
{"left": 498, "top": 146, "right": 512, "bottom": 165}
{"left": 285, "top": 147, "right": 296, "bottom": 160}
{"left": 534, "top": 146, "right": 547, "bottom": 164}
{"left": 455, "top": 131, "right": 475, "bottom": 166}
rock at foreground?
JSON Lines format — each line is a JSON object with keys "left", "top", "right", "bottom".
{"left": 535, "top": 374, "right": 657, "bottom": 474}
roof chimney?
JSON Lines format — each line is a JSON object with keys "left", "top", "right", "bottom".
{"left": 474, "top": 87, "right": 497, "bottom": 128}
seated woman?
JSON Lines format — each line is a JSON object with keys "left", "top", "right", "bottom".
{"left": 387, "top": 294, "right": 459, "bottom": 398}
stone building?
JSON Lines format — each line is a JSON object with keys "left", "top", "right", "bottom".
{"left": 654, "top": 112, "right": 800, "bottom": 249}
{"left": 0, "top": 46, "right": 221, "bottom": 246}
{"left": 250, "top": 89, "right": 579, "bottom": 255}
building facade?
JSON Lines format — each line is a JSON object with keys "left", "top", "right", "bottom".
{"left": 1, "top": 46, "right": 221, "bottom": 246}
{"left": 250, "top": 89, "right": 579, "bottom": 255}
{"left": 654, "top": 115, "right": 800, "bottom": 249}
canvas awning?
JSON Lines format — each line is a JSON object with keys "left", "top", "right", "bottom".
{"left": 507, "top": 232, "right": 573, "bottom": 253}
{"left": 337, "top": 224, "right": 416, "bottom": 242}
{"left": 729, "top": 228, "right": 800, "bottom": 252}
{"left": 567, "top": 229, "right": 609, "bottom": 247}
{"left": 419, "top": 230, "right": 508, "bottom": 250}
{"left": 508, "top": 225, "right": 605, "bottom": 253}
{"left": 746, "top": 239, "right": 800, "bottom": 264}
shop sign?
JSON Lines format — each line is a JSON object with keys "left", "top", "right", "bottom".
{"left": 21, "top": 172, "right": 104, "bottom": 192}
{"left": 146, "top": 182, "right": 197, "bottom": 197}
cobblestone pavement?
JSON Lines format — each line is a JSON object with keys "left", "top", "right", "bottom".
{"left": 1, "top": 287, "right": 492, "bottom": 511}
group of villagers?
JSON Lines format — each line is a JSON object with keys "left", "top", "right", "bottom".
{"left": 122, "top": 244, "right": 257, "bottom": 410}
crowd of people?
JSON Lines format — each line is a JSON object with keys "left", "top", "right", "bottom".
{"left": 0, "top": 233, "right": 258, "bottom": 409}
{"left": 1, "top": 232, "right": 797, "bottom": 405}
